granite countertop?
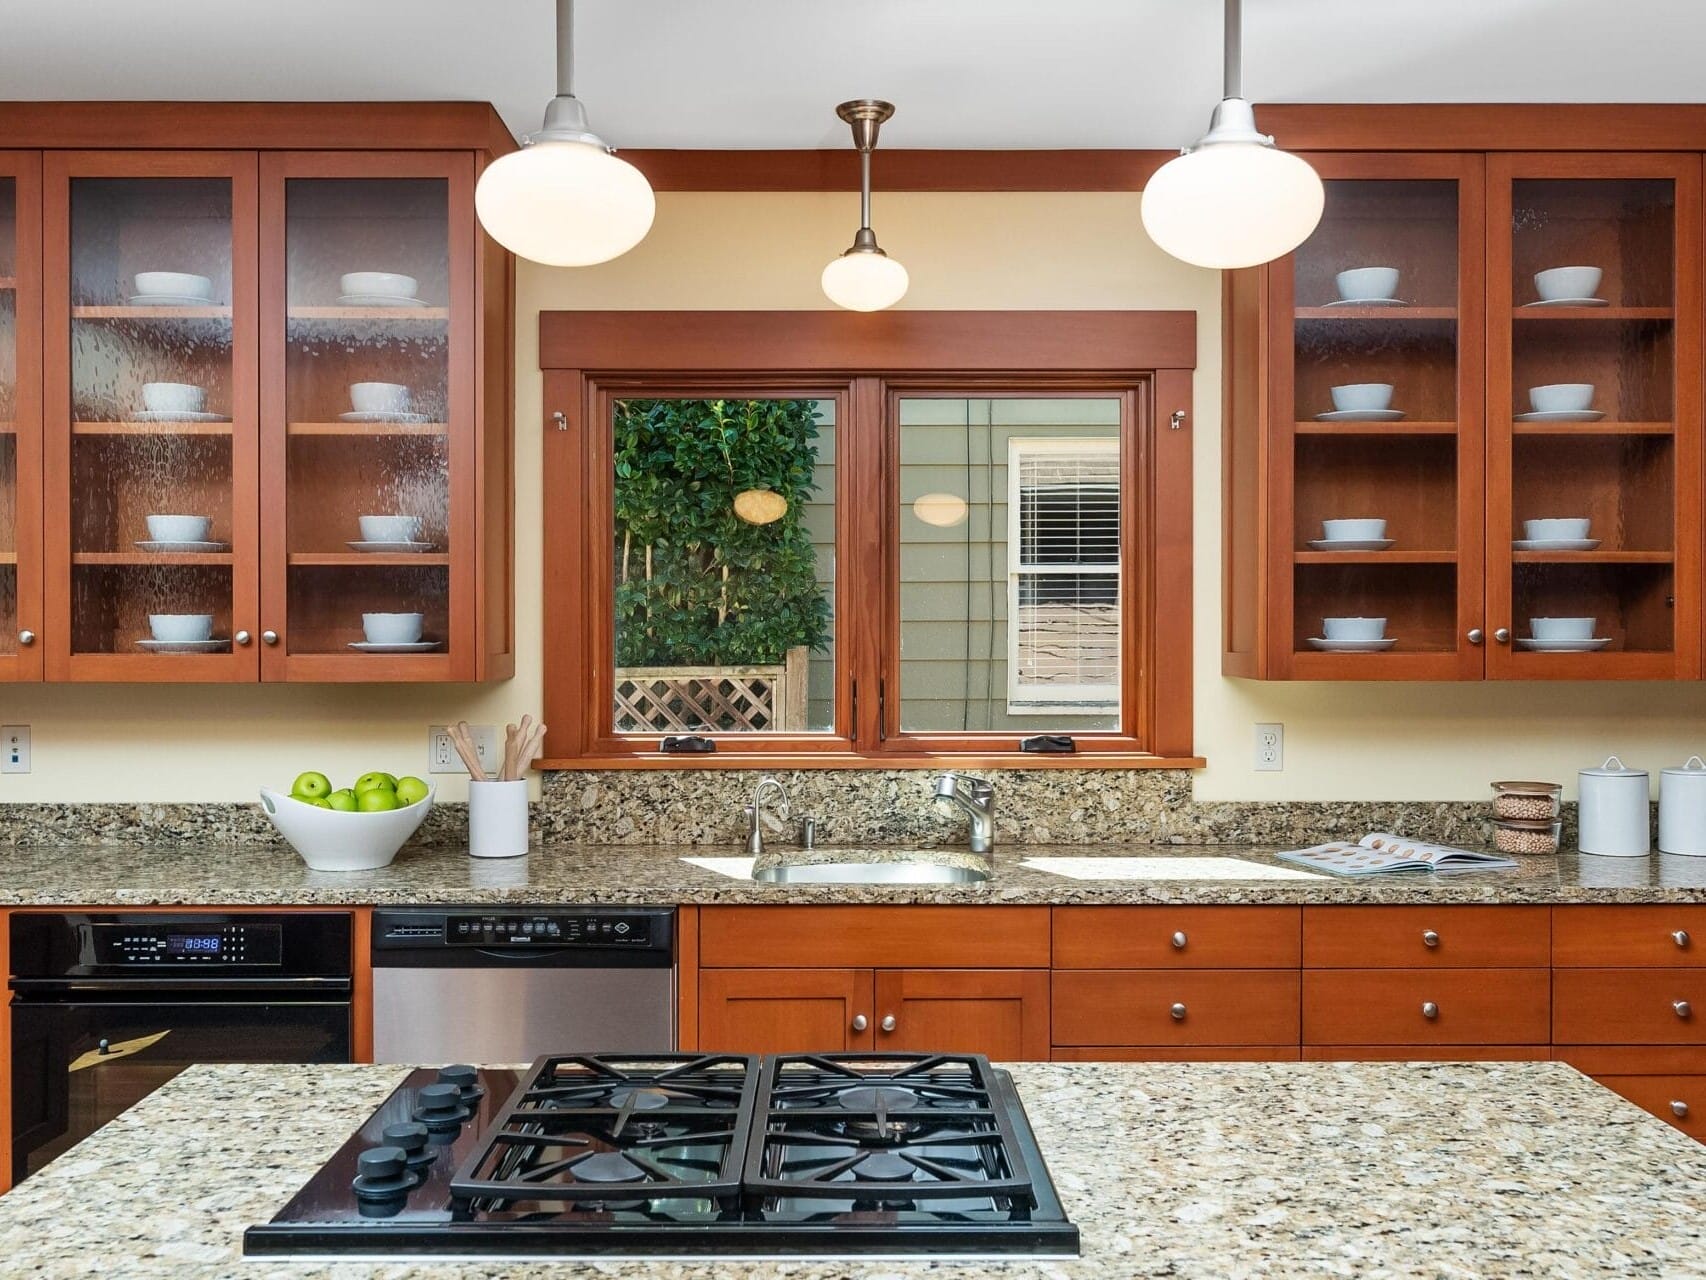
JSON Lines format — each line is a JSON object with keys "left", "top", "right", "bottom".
{"left": 0, "top": 1060, "right": 1701, "bottom": 1278}
{"left": 5, "top": 839, "right": 1706, "bottom": 906}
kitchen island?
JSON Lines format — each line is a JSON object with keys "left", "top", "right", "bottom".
{"left": 0, "top": 1060, "right": 1701, "bottom": 1277}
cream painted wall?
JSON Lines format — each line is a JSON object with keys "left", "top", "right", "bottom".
{"left": 8, "top": 189, "right": 1706, "bottom": 804}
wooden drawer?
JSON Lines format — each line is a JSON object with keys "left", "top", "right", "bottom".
{"left": 1053, "top": 906, "right": 1299, "bottom": 968}
{"left": 1303, "top": 970, "right": 1551, "bottom": 1045}
{"left": 1554, "top": 969, "right": 1706, "bottom": 1044}
{"left": 1303, "top": 906, "right": 1550, "bottom": 968}
{"left": 1052, "top": 971, "right": 1299, "bottom": 1046}
{"left": 1592, "top": 1075, "right": 1706, "bottom": 1141}
{"left": 698, "top": 907, "right": 1050, "bottom": 968}
{"left": 1303, "top": 1045, "right": 1551, "bottom": 1062}
{"left": 1053, "top": 1046, "right": 1300, "bottom": 1062}
{"left": 1553, "top": 906, "right": 1706, "bottom": 967}
{"left": 1556, "top": 1045, "right": 1706, "bottom": 1075}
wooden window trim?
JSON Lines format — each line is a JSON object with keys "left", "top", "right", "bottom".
{"left": 539, "top": 311, "right": 1196, "bottom": 768}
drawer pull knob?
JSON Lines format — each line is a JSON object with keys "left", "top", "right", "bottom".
{"left": 1674, "top": 930, "right": 1692, "bottom": 948}
{"left": 1421, "top": 1001, "right": 1439, "bottom": 1019}
{"left": 1422, "top": 930, "right": 1440, "bottom": 948}
{"left": 1675, "top": 1000, "right": 1693, "bottom": 1019}
{"left": 18, "top": 629, "right": 34, "bottom": 646}
{"left": 1672, "top": 1100, "right": 1690, "bottom": 1119}
{"left": 880, "top": 1015, "right": 896, "bottom": 1032}
{"left": 1171, "top": 931, "right": 1188, "bottom": 950}
{"left": 1169, "top": 1002, "right": 1187, "bottom": 1021}
{"left": 851, "top": 1014, "right": 867, "bottom": 1032}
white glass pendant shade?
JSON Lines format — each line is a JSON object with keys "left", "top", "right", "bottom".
{"left": 821, "top": 250, "right": 909, "bottom": 312}
{"left": 475, "top": 140, "right": 656, "bottom": 267}
{"left": 1141, "top": 140, "right": 1323, "bottom": 270}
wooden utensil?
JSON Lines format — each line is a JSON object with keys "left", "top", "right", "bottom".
{"left": 450, "top": 720, "right": 487, "bottom": 782}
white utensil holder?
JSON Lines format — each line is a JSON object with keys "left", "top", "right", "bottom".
{"left": 469, "top": 780, "right": 528, "bottom": 858}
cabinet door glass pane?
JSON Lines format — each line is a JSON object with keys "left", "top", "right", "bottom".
{"left": 898, "top": 396, "right": 1122, "bottom": 733}
{"left": 1291, "top": 179, "right": 1461, "bottom": 657}
{"left": 609, "top": 397, "right": 835, "bottom": 735}
{"left": 283, "top": 178, "right": 449, "bottom": 655}
{"left": 69, "top": 178, "right": 235, "bottom": 655}
{"left": 1509, "top": 178, "right": 1674, "bottom": 655}
{"left": 0, "top": 178, "right": 16, "bottom": 656}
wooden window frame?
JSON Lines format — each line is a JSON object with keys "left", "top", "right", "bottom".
{"left": 539, "top": 311, "right": 1197, "bottom": 769}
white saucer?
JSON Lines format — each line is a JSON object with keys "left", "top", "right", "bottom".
{"left": 1314, "top": 409, "right": 1407, "bottom": 422}
{"left": 1521, "top": 297, "right": 1609, "bottom": 308}
{"left": 136, "top": 638, "right": 230, "bottom": 653}
{"left": 1516, "top": 637, "right": 1611, "bottom": 652}
{"left": 133, "top": 410, "right": 230, "bottom": 423}
{"left": 1512, "top": 538, "right": 1600, "bottom": 552}
{"left": 1307, "top": 538, "right": 1395, "bottom": 552}
{"left": 347, "top": 640, "right": 441, "bottom": 653}
{"left": 1307, "top": 638, "right": 1397, "bottom": 652}
{"left": 338, "top": 411, "right": 430, "bottom": 424}
{"left": 126, "top": 294, "right": 220, "bottom": 307}
{"left": 337, "top": 294, "right": 428, "bottom": 308}
{"left": 1323, "top": 297, "right": 1409, "bottom": 308}
{"left": 1513, "top": 409, "right": 1605, "bottom": 423}
{"left": 134, "top": 540, "right": 231, "bottom": 553}
{"left": 346, "top": 540, "right": 437, "bottom": 553}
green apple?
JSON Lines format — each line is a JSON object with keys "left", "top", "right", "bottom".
{"left": 325, "top": 788, "right": 358, "bottom": 812}
{"left": 301, "top": 795, "right": 333, "bottom": 809}
{"left": 357, "top": 787, "right": 401, "bottom": 813}
{"left": 354, "top": 772, "right": 398, "bottom": 796}
{"left": 291, "top": 771, "right": 332, "bottom": 800}
{"left": 394, "top": 776, "right": 429, "bottom": 807}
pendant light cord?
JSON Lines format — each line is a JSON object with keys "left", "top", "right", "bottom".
{"left": 556, "top": 0, "right": 575, "bottom": 98}
{"left": 1223, "top": 0, "right": 1241, "bottom": 99}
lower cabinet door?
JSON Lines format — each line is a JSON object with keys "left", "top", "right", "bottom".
{"left": 874, "top": 970, "right": 1050, "bottom": 1061}
{"left": 698, "top": 969, "right": 874, "bottom": 1054}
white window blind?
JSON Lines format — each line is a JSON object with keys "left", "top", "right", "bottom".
{"left": 1006, "top": 438, "right": 1121, "bottom": 714}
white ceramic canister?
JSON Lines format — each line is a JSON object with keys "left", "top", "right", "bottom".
{"left": 1578, "top": 756, "right": 1651, "bottom": 857}
{"left": 468, "top": 779, "right": 529, "bottom": 858}
{"left": 1659, "top": 756, "right": 1706, "bottom": 856}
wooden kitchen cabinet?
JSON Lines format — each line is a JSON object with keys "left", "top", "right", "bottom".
{"left": 874, "top": 970, "right": 1049, "bottom": 1060}
{"left": 1052, "top": 970, "right": 1300, "bottom": 1047}
{"left": 1303, "top": 969, "right": 1552, "bottom": 1046}
{"left": 698, "top": 969, "right": 874, "bottom": 1055}
{"left": 1302, "top": 905, "right": 1551, "bottom": 967}
{"left": 0, "top": 154, "right": 41, "bottom": 681}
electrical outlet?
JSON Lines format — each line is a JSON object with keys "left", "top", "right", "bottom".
{"left": 428, "top": 724, "right": 500, "bottom": 775}
{"left": 1, "top": 725, "right": 29, "bottom": 774}
{"left": 1254, "top": 722, "right": 1283, "bottom": 772}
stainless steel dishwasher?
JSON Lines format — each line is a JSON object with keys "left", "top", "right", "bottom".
{"left": 370, "top": 906, "right": 675, "bottom": 1063}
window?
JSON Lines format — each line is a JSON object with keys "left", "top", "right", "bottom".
{"left": 540, "top": 311, "right": 1195, "bottom": 764}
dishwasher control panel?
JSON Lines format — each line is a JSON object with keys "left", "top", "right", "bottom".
{"left": 372, "top": 908, "right": 673, "bottom": 960}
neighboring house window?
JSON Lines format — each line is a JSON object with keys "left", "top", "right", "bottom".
{"left": 1006, "top": 438, "right": 1121, "bottom": 715}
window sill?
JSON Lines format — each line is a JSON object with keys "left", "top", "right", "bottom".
{"left": 536, "top": 752, "right": 1206, "bottom": 771}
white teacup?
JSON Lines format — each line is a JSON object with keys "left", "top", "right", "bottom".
{"left": 142, "top": 382, "right": 206, "bottom": 415}
{"left": 146, "top": 514, "right": 212, "bottom": 542}
{"left": 1530, "top": 617, "right": 1595, "bottom": 642}
{"left": 133, "top": 271, "right": 213, "bottom": 300}
{"left": 363, "top": 612, "right": 424, "bottom": 645}
{"left": 1335, "top": 266, "right": 1399, "bottom": 302}
{"left": 339, "top": 271, "right": 418, "bottom": 300}
{"left": 1529, "top": 383, "right": 1594, "bottom": 413}
{"left": 149, "top": 613, "right": 214, "bottom": 642}
{"left": 1524, "top": 517, "right": 1591, "bottom": 541}
{"left": 1321, "top": 518, "right": 1387, "bottom": 542}
{"left": 1323, "top": 616, "right": 1387, "bottom": 642}
{"left": 349, "top": 382, "right": 410, "bottom": 414}
{"left": 1329, "top": 383, "right": 1394, "bottom": 414}
{"left": 1534, "top": 265, "right": 1602, "bottom": 302}
{"left": 358, "top": 515, "right": 423, "bottom": 543}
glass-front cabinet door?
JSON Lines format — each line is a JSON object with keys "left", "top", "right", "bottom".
{"left": 0, "top": 156, "right": 41, "bottom": 681}
{"left": 259, "top": 153, "right": 473, "bottom": 679}
{"left": 1487, "top": 155, "right": 1701, "bottom": 679}
{"left": 1274, "top": 153, "right": 1485, "bottom": 679}
{"left": 42, "top": 153, "right": 259, "bottom": 680}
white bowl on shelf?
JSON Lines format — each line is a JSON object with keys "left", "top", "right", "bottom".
{"left": 363, "top": 612, "right": 424, "bottom": 644}
{"left": 146, "top": 514, "right": 213, "bottom": 542}
{"left": 1530, "top": 616, "right": 1596, "bottom": 642}
{"left": 339, "top": 271, "right": 418, "bottom": 300}
{"left": 1323, "top": 616, "right": 1387, "bottom": 642}
{"left": 349, "top": 382, "right": 410, "bottom": 414}
{"left": 1534, "top": 266, "right": 1602, "bottom": 302}
{"left": 1328, "top": 383, "right": 1395, "bottom": 414}
{"left": 358, "top": 515, "right": 423, "bottom": 543}
{"left": 149, "top": 613, "right": 214, "bottom": 642}
{"left": 1321, "top": 517, "right": 1387, "bottom": 542}
{"left": 133, "top": 271, "right": 213, "bottom": 300}
{"left": 1334, "top": 267, "right": 1399, "bottom": 302}
{"left": 142, "top": 382, "right": 207, "bottom": 415}
{"left": 1524, "top": 517, "right": 1591, "bottom": 541}
{"left": 259, "top": 785, "right": 434, "bottom": 872}
{"left": 1529, "top": 383, "right": 1595, "bottom": 414}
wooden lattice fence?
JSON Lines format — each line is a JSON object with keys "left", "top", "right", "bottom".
{"left": 614, "top": 645, "right": 810, "bottom": 733}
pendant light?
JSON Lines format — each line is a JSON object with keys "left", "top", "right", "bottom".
{"left": 474, "top": 0, "right": 655, "bottom": 266}
{"left": 821, "top": 100, "right": 909, "bottom": 312}
{"left": 1140, "top": 0, "right": 1323, "bottom": 269}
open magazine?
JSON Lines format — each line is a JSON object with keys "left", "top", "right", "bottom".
{"left": 1277, "top": 832, "right": 1517, "bottom": 876}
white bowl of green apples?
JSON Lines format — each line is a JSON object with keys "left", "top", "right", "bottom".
{"left": 260, "top": 770, "right": 434, "bottom": 872}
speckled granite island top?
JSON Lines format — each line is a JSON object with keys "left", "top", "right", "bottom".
{"left": 5, "top": 839, "right": 1706, "bottom": 906}
{"left": 1, "top": 1061, "right": 1703, "bottom": 1278}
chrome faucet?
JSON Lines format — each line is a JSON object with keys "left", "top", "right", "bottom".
{"left": 934, "top": 773, "right": 996, "bottom": 857}
{"left": 744, "top": 776, "right": 791, "bottom": 856}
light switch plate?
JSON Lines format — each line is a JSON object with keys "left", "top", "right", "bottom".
{"left": 428, "top": 724, "right": 500, "bottom": 775}
{"left": 1, "top": 725, "right": 29, "bottom": 774}
{"left": 1254, "top": 722, "right": 1283, "bottom": 772}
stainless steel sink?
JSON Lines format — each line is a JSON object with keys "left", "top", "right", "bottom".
{"left": 753, "top": 859, "right": 990, "bottom": 885}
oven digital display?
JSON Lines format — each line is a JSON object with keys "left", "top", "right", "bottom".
{"left": 167, "top": 934, "right": 222, "bottom": 955}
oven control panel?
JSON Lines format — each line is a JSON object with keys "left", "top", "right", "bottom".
{"left": 94, "top": 922, "right": 284, "bottom": 966}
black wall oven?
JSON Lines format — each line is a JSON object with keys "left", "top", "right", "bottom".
{"left": 9, "top": 912, "right": 352, "bottom": 1185}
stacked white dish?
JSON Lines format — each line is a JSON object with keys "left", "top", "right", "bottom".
{"left": 1326, "top": 266, "right": 1406, "bottom": 307}
{"left": 1513, "top": 516, "right": 1599, "bottom": 553}
{"left": 136, "top": 513, "right": 229, "bottom": 554}
{"left": 1522, "top": 265, "right": 1606, "bottom": 309}
{"left": 136, "top": 381, "right": 229, "bottom": 424}
{"left": 349, "top": 514, "right": 434, "bottom": 554}
{"left": 338, "top": 271, "right": 424, "bottom": 308}
{"left": 1519, "top": 615, "right": 1608, "bottom": 653}
{"left": 351, "top": 611, "right": 439, "bottom": 654}
{"left": 1307, "top": 517, "right": 1393, "bottom": 552}
{"left": 1316, "top": 382, "right": 1405, "bottom": 423}
{"left": 1515, "top": 382, "right": 1602, "bottom": 424}
{"left": 129, "top": 271, "right": 215, "bottom": 307}
{"left": 1309, "top": 615, "right": 1395, "bottom": 652}
{"left": 341, "top": 381, "right": 427, "bottom": 424}
{"left": 138, "top": 612, "right": 230, "bottom": 654}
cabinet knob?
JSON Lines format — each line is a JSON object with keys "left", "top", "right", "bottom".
{"left": 1422, "top": 929, "right": 1440, "bottom": 949}
{"left": 1467, "top": 628, "right": 1484, "bottom": 645}
{"left": 1170, "top": 1002, "right": 1187, "bottom": 1021}
{"left": 1171, "top": 931, "right": 1188, "bottom": 950}
{"left": 1674, "top": 930, "right": 1691, "bottom": 949}
{"left": 851, "top": 1014, "right": 867, "bottom": 1032}
{"left": 17, "top": 629, "right": 34, "bottom": 647}
{"left": 1675, "top": 1000, "right": 1693, "bottom": 1020}
{"left": 880, "top": 1015, "right": 896, "bottom": 1032}
{"left": 1672, "top": 1099, "right": 1690, "bottom": 1119}
{"left": 235, "top": 630, "right": 252, "bottom": 646}
{"left": 262, "top": 630, "right": 279, "bottom": 646}
{"left": 1493, "top": 628, "right": 1511, "bottom": 644}
{"left": 1421, "top": 1001, "right": 1439, "bottom": 1019}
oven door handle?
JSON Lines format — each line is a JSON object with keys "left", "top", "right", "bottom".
{"left": 9, "top": 976, "right": 353, "bottom": 996}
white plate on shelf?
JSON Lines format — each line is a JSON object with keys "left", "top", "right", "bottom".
{"left": 1516, "top": 638, "right": 1612, "bottom": 652}
{"left": 347, "top": 640, "right": 442, "bottom": 653}
{"left": 134, "top": 540, "right": 230, "bottom": 554}
{"left": 1306, "top": 538, "right": 1396, "bottom": 552}
{"left": 125, "top": 294, "right": 222, "bottom": 308}
{"left": 336, "top": 294, "right": 429, "bottom": 308}
{"left": 346, "top": 540, "right": 437, "bottom": 553}
{"left": 1520, "top": 297, "right": 1609, "bottom": 308}
{"left": 1512, "top": 538, "right": 1601, "bottom": 552}
{"left": 132, "top": 410, "right": 230, "bottom": 423}
{"left": 1513, "top": 409, "right": 1605, "bottom": 423}
{"left": 1313, "top": 409, "right": 1408, "bottom": 422}
{"left": 337, "top": 411, "right": 431, "bottom": 424}
{"left": 1307, "top": 638, "right": 1397, "bottom": 652}
{"left": 1322, "top": 297, "right": 1410, "bottom": 308}
{"left": 135, "top": 638, "right": 231, "bottom": 654}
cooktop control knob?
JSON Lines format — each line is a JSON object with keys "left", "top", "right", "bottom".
{"left": 437, "top": 1063, "right": 484, "bottom": 1103}
{"left": 414, "top": 1082, "right": 470, "bottom": 1130}
{"left": 351, "top": 1145, "right": 416, "bottom": 1201}
{"left": 382, "top": 1122, "right": 436, "bottom": 1168}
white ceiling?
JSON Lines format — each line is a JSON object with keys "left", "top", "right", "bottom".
{"left": 3, "top": 0, "right": 1704, "bottom": 149}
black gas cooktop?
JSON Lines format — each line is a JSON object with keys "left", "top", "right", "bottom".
{"left": 244, "top": 1052, "right": 1080, "bottom": 1259}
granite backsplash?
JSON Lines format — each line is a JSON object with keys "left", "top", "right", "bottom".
{"left": 0, "top": 768, "right": 1574, "bottom": 849}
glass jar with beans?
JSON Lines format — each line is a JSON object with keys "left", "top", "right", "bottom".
{"left": 1491, "top": 781, "right": 1563, "bottom": 853}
